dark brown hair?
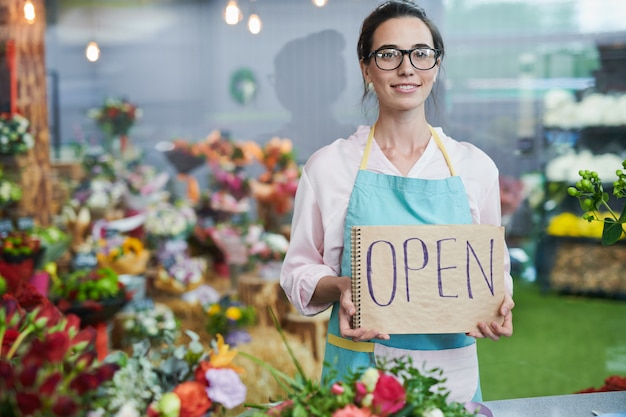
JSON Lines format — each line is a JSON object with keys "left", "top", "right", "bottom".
{"left": 357, "top": 0, "right": 444, "bottom": 99}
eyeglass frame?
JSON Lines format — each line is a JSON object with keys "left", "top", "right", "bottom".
{"left": 366, "top": 46, "right": 441, "bottom": 71}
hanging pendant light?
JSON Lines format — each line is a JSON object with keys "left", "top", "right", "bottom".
{"left": 24, "top": 0, "right": 36, "bottom": 23}
{"left": 247, "top": 13, "right": 262, "bottom": 34}
{"left": 85, "top": 41, "right": 100, "bottom": 62}
{"left": 224, "top": 0, "right": 242, "bottom": 25}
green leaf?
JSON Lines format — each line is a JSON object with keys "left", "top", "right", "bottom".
{"left": 601, "top": 218, "right": 624, "bottom": 246}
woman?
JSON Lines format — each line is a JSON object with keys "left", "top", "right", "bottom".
{"left": 280, "top": 0, "right": 514, "bottom": 403}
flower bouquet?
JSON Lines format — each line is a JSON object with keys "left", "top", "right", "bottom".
{"left": 0, "top": 231, "right": 43, "bottom": 289}
{"left": 50, "top": 267, "right": 129, "bottom": 327}
{"left": 568, "top": 158, "right": 626, "bottom": 245}
{"left": 123, "top": 163, "right": 170, "bottom": 210}
{"left": 95, "top": 235, "right": 151, "bottom": 276}
{"left": 30, "top": 225, "right": 71, "bottom": 268}
{"left": 72, "top": 178, "right": 127, "bottom": 217}
{"left": 154, "top": 240, "right": 208, "bottom": 295}
{"left": 205, "top": 294, "right": 256, "bottom": 347}
{"left": 145, "top": 200, "right": 198, "bottom": 246}
{"left": 0, "top": 113, "right": 35, "bottom": 155}
{"left": 88, "top": 98, "right": 141, "bottom": 154}
{"left": 0, "top": 292, "right": 120, "bottom": 417}
{"left": 250, "top": 137, "right": 301, "bottom": 232}
{"left": 81, "top": 152, "right": 121, "bottom": 182}
{"left": 94, "top": 331, "right": 247, "bottom": 417}
{"left": 240, "top": 315, "right": 482, "bottom": 417}
{"left": 0, "top": 167, "right": 22, "bottom": 208}
{"left": 244, "top": 224, "right": 289, "bottom": 279}
{"left": 119, "top": 303, "right": 180, "bottom": 347}
{"left": 162, "top": 138, "right": 207, "bottom": 174}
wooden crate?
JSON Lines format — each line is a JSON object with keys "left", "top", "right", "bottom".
{"left": 549, "top": 237, "right": 626, "bottom": 299}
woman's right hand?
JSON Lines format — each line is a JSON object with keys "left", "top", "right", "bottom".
{"left": 336, "top": 277, "right": 390, "bottom": 342}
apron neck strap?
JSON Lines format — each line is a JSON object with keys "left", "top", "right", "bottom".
{"left": 360, "top": 124, "right": 457, "bottom": 177}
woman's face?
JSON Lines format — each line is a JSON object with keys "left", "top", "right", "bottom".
{"left": 361, "top": 16, "right": 439, "bottom": 115}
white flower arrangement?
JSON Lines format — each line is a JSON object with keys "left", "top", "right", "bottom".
{"left": 84, "top": 179, "right": 128, "bottom": 209}
{"left": 122, "top": 304, "right": 180, "bottom": 346}
{"left": 543, "top": 89, "right": 626, "bottom": 129}
{"left": 0, "top": 176, "right": 22, "bottom": 206}
{"left": 0, "top": 113, "right": 35, "bottom": 154}
{"left": 545, "top": 150, "right": 624, "bottom": 183}
{"left": 144, "top": 200, "right": 197, "bottom": 239}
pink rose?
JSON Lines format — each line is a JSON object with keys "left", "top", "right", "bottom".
{"left": 371, "top": 373, "right": 406, "bottom": 417}
{"left": 332, "top": 404, "right": 373, "bottom": 417}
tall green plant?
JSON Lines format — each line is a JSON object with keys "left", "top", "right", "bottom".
{"left": 567, "top": 159, "right": 626, "bottom": 245}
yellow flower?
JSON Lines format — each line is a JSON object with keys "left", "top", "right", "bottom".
{"left": 547, "top": 212, "right": 581, "bottom": 236}
{"left": 225, "top": 306, "right": 242, "bottom": 321}
{"left": 122, "top": 237, "right": 144, "bottom": 255}
{"left": 209, "top": 334, "right": 244, "bottom": 373}
{"left": 208, "top": 304, "right": 221, "bottom": 316}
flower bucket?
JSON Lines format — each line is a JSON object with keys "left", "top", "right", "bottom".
{"left": 98, "top": 250, "right": 150, "bottom": 276}
{"left": 0, "top": 257, "right": 35, "bottom": 291}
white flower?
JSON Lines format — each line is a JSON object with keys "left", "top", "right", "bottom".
{"left": 113, "top": 403, "right": 140, "bottom": 417}
{"left": 545, "top": 150, "right": 624, "bottom": 182}
{"left": 423, "top": 408, "right": 445, "bottom": 417}
{"left": 543, "top": 88, "right": 576, "bottom": 111}
{"left": 265, "top": 232, "right": 289, "bottom": 253}
{"left": 87, "top": 191, "right": 111, "bottom": 208}
{"left": 359, "top": 367, "right": 380, "bottom": 392}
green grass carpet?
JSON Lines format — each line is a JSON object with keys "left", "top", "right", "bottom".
{"left": 477, "top": 280, "right": 626, "bottom": 400}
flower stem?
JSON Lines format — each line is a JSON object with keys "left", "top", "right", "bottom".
{"left": 0, "top": 327, "right": 6, "bottom": 356}
{"left": 6, "top": 324, "right": 34, "bottom": 359}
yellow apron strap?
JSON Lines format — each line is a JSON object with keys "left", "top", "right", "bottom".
{"left": 328, "top": 333, "right": 375, "bottom": 353}
{"left": 362, "top": 124, "right": 457, "bottom": 177}
{"left": 359, "top": 124, "right": 376, "bottom": 170}
{"left": 428, "top": 125, "right": 457, "bottom": 177}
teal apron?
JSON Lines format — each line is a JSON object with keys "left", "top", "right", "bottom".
{"left": 322, "top": 125, "right": 482, "bottom": 403}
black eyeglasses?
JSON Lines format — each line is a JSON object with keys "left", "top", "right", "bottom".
{"left": 367, "top": 47, "right": 440, "bottom": 71}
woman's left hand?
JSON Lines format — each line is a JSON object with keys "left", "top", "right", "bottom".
{"left": 468, "top": 293, "right": 514, "bottom": 340}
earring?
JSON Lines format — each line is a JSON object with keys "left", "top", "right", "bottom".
{"left": 367, "top": 82, "right": 374, "bottom": 91}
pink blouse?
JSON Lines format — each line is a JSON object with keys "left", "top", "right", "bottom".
{"left": 280, "top": 125, "right": 513, "bottom": 316}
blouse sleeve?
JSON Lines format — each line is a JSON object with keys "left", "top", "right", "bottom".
{"left": 280, "top": 167, "right": 340, "bottom": 316}
{"left": 479, "top": 167, "right": 514, "bottom": 296}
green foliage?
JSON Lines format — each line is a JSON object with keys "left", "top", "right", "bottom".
{"left": 51, "top": 267, "right": 121, "bottom": 302}
{"left": 567, "top": 159, "right": 626, "bottom": 245}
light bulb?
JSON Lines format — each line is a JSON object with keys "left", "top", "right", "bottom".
{"left": 224, "top": 0, "right": 242, "bottom": 25}
{"left": 312, "top": 0, "right": 328, "bottom": 7}
{"left": 85, "top": 41, "right": 100, "bottom": 62}
{"left": 24, "top": 0, "right": 35, "bottom": 23}
{"left": 248, "top": 13, "right": 262, "bottom": 34}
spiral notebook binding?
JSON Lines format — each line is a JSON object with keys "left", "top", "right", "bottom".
{"left": 351, "top": 226, "right": 362, "bottom": 328}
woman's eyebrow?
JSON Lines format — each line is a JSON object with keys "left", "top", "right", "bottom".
{"left": 374, "top": 42, "right": 433, "bottom": 49}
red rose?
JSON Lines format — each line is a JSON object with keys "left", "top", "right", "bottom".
{"left": 40, "top": 372, "right": 62, "bottom": 395}
{"left": 371, "top": 372, "right": 406, "bottom": 417}
{"left": 0, "top": 359, "right": 15, "bottom": 389}
{"left": 24, "top": 331, "right": 70, "bottom": 364}
{"left": 16, "top": 392, "right": 43, "bottom": 415}
{"left": 172, "top": 381, "right": 212, "bottom": 417}
{"left": 19, "top": 364, "right": 39, "bottom": 387}
{"left": 1, "top": 328, "right": 19, "bottom": 356}
{"left": 52, "top": 395, "right": 79, "bottom": 416}
{"left": 194, "top": 361, "right": 213, "bottom": 384}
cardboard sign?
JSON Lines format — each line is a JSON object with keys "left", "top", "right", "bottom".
{"left": 351, "top": 224, "right": 505, "bottom": 334}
